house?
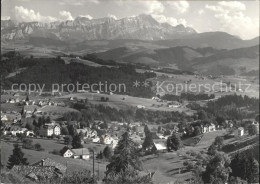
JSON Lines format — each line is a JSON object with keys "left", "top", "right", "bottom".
{"left": 153, "top": 139, "right": 167, "bottom": 152}
{"left": 12, "top": 165, "right": 61, "bottom": 181}
{"left": 32, "top": 158, "right": 67, "bottom": 174}
{"left": 92, "top": 137, "right": 100, "bottom": 143}
{"left": 4, "top": 127, "right": 28, "bottom": 136}
{"left": 63, "top": 149, "right": 74, "bottom": 158}
{"left": 25, "top": 130, "right": 35, "bottom": 136}
{"left": 202, "top": 123, "right": 216, "bottom": 133}
{"left": 236, "top": 127, "right": 244, "bottom": 136}
{"left": 40, "top": 125, "right": 61, "bottom": 137}
{"left": 63, "top": 148, "right": 90, "bottom": 160}
{"left": 102, "top": 135, "right": 114, "bottom": 144}
{"left": 1, "top": 115, "right": 8, "bottom": 121}
{"left": 137, "top": 105, "right": 145, "bottom": 109}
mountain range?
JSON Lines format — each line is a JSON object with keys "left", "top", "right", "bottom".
{"left": 1, "top": 14, "right": 259, "bottom": 76}
{"left": 1, "top": 14, "right": 196, "bottom": 41}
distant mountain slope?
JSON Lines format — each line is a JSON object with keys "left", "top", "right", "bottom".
{"left": 94, "top": 45, "right": 259, "bottom": 75}
{"left": 192, "top": 45, "right": 259, "bottom": 75}
{"left": 153, "top": 32, "right": 259, "bottom": 49}
{"left": 94, "top": 46, "right": 225, "bottom": 69}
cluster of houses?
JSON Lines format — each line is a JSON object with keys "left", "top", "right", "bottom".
{"left": 3, "top": 126, "right": 34, "bottom": 136}
{"left": 1, "top": 111, "right": 21, "bottom": 123}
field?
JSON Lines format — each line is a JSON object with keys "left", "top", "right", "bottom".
{"left": 57, "top": 92, "right": 195, "bottom": 115}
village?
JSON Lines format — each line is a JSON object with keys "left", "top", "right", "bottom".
{"left": 1, "top": 88, "right": 259, "bottom": 183}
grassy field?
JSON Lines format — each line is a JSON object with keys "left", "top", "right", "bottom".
{"left": 57, "top": 92, "right": 195, "bottom": 115}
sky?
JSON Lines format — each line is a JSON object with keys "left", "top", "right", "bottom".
{"left": 1, "top": 0, "right": 259, "bottom": 39}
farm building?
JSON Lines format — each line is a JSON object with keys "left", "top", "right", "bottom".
{"left": 63, "top": 148, "right": 90, "bottom": 160}
{"left": 153, "top": 139, "right": 167, "bottom": 152}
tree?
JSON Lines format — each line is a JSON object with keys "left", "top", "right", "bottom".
{"left": 230, "top": 153, "right": 259, "bottom": 183}
{"left": 64, "top": 135, "right": 73, "bottom": 145}
{"left": 103, "top": 146, "right": 112, "bottom": 160}
{"left": 96, "top": 151, "right": 103, "bottom": 160}
{"left": 7, "top": 144, "right": 29, "bottom": 169}
{"left": 216, "top": 116, "right": 226, "bottom": 127}
{"left": 34, "top": 143, "right": 44, "bottom": 151}
{"left": 61, "top": 127, "right": 69, "bottom": 135}
{"left": 248, "top": 125, "right": 257, "bottom": 135}
{"left": 25, "top": 95, "right": 29, "bottom": 102}
{"left": 202, "top": 152, "right": 231, "bottom": 184}
{"left": 167, "top": 133, "right": 183, "bottom": 151}
{"left": 67, "top": 124, "right": 77, "bottom": 137}
{"left": 72, "top": 134, "right": 83, "bottom": 149}
{"left": 104, "top": 166, "right": 153, "bottom": 184}
{"left": 142, "top": 132, "right": 154, "bottom": 151}
{"left": 25, "top": 122, "right": 34, "bottom": 131}
{"left": 207, "top": 144, "right": 217, "bottom": 156}
{"left": 22, "top": 138, "right": 33, "bottom": 149}
{"left": 46, "top": 116, "right": 51, "bottom": 124}
{"left": 198, "top": 110, "right": 208, "bottom": 120}
{"left": 106, "top": 132, "right": 142, "bottom": 176}
{"left": 32, "top": 119, "right": 38, "bottom": 127}
{"left": 157, "top": 126, "right": 162, "bottom": 133}
{"left": 228, "top": 176, "right": 248, "bottom": 184}
{"left": 214, "top": 136, "right": 224, "bottom": 150}
{"left": 164, "top": 129, "right": 171, "bottom": 136}
{"left": 144, "top": 125, "right": 150, "bottom": 135}
{"left": 193, "top": 126, "right": 201, "bottom": 136}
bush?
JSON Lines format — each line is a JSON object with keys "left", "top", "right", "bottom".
{"left": 22, "top": 138, "right": 33, "bottom": 149}
{"left": 34, "top": 143, "right": 44, "bottom": 151}
{"left": 51, "top": 149, "right": 60, "bottom": 155}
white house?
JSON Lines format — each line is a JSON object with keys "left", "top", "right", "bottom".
{"left": 236, "top": 127, "right": 244, "bottom": 136}
{"left": 92, "top": 137, "right": 100, "bottom": 143}
{"left": 63, "top": 149, "right": 74, "bottom": 158}
{"left": 153, "top": 139, "right": 167, "bottom": 152}
{"left": 63, "top": 148, "right": 90, "bottom": 160}
{"left": 137, "top": 105, "right": 145, "bottom": 109}
{"left": 202, "top": 123, "right": 216, "bottom": 133}
{"left": 40, "top": 125, "right": 61, "bottom": 137}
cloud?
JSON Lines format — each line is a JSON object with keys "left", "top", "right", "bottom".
{"left": 107, "top": 14, "right": 118, "bottom": 20}
{"left": 59, "top": 0, "right": 99, "bottom": 6}
{"left": 1, "top": 16, "right": 11, "bottom": 20}
{"left": 198, "top": 9, "right": 204, "bottom": 15}
{"left": 13, "top": 6, "right": 57, "bottom": 22}
{"left": 79, "top": 15, "right": 93, "bottom": 20}
{"left": 59, "top": 10, "right": 74, "bottom": 21}
{"left": 205, "top": 1, "right": 258, "bottom": 39}
{"left": 151, "top": 14, "right": 189, "bottom": 27}
{"left": 168, "top": 1, "right": 189, "bottom": 14}
{"left": 218, "top": 1, "right": 246, "bottom": 11}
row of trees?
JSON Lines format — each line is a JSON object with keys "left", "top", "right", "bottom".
{"left": 3, "top": 56, "right": 156, "bottom": 98}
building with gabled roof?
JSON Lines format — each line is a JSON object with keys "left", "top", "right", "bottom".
{"left": 153, "top": 139, "right": 167, "bottom": 152}
{"left": 39, "top": 125, "right": 60, "bottom": 137}
{"left": 63, "top": 148, "right": 90, "bottom": 160}
{"left": 31, "top": 158, "right": 67, "bottom": 174}
{"left": 11, "top": 165, "right": 62, "bottom": 181}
